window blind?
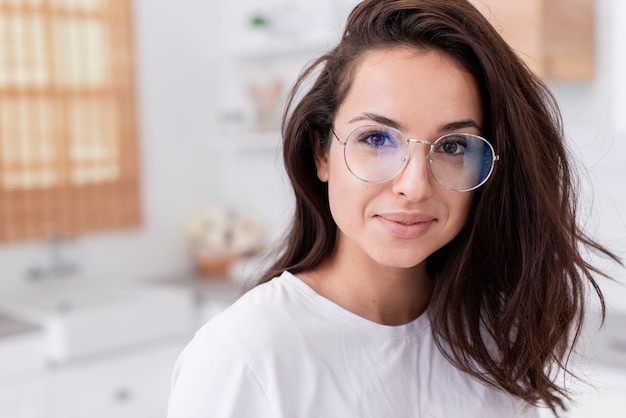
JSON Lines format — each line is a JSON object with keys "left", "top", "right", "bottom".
{"left": 0, "top": 0, "right": 140, "bottom": 242}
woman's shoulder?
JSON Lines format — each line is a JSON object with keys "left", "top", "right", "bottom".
{"left": 167, "top": 277, "right": 288, "bottom": 418}
{"left": 191, "top": 271, "right": 312, "bottom": 350}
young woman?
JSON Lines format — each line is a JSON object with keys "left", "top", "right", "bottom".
{"left": 168, "top": 1, "right": 620, "bottom": 417}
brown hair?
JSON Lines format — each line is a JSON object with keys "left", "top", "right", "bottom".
{"left": 259, "top": 0, "right": 620, "bottom": 413}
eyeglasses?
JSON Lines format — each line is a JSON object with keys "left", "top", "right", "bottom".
{"left": 333, "top": 125, "right": 499, "bottom": 192}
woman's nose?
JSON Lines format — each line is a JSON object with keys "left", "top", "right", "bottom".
{"left": 391, "top": 146, "right": 433, "bottom": 201}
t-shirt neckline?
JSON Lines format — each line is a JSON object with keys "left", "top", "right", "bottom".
{"left": 280, "top": 270, "right": 431, "bottom": 339}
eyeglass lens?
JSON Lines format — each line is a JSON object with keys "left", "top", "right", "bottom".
{"left": 342, "top": 125, "right": 496, "bottom": 191}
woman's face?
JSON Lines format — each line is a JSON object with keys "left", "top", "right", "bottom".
{"left": 315, "top": 47, "right": 483, "bottom": 270}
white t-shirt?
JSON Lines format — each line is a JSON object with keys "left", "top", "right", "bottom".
{"left": 167, "top": 271, "right": 540, "bottom": 418}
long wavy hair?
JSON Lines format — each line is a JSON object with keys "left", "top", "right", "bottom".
{"left": 258, "top": 0, "right": 620, "bottom": 413}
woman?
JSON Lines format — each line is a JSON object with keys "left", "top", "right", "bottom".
{"left": 168, "top": 1, "right": 620, "bottom": 417}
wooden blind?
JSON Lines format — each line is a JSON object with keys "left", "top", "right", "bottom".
{"left": 0, "top": 0, "right": 141, "bottom": 242}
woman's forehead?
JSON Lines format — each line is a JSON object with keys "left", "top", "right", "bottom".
{"left": 337, "top": 47, "right": 484, "bottom": 134}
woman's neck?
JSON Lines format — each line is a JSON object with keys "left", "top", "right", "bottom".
{"left": 298, "top": 251, "right": 433, "bottom": 326}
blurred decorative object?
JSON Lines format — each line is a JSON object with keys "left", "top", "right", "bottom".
{"left": 248, "top": 2, "right": 300, "bottom": 40}
{"left": 195, "top": 254, "right": 241, "bottom": 277}
{"left": 247, "top": 78, "right": 282, "bottom": 132}
{"left": 184, "top": 206, "right": 265, "bottom": 277}
{"left": 249, "top": 13, "right": 271, "bottom": 29}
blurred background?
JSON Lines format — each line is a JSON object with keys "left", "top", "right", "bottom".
{"left": 0, "top": 0, "right": 624, "bottom": 417}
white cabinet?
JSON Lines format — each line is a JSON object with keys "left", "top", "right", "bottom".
{"left": 51, "top": 340, "right": 185, "bottom": 418}
{"left": 0, "top": 322, "right": 48, "bottom": 418}
{"left": 0, "top": 375, "right": 51, "bottom": 418}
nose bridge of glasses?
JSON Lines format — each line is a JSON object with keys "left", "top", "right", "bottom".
{"left": 399, "top": 138, "right": 433, "bottom": 178}
{"left": 404, "top": 139, "right": 434, "bottom": 161}
{"left": 406, "top": 138, "right": 434, "bottom": 146}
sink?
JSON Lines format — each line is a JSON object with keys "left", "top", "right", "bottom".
{"left": 0, "top": 281, "right": 195, "bottom": 364}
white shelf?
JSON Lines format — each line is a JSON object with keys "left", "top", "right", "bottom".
{"left": 230, "top": 34, "right": 337, "bottom": 61}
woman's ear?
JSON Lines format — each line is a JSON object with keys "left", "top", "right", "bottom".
{"left": 313, "top": 136, "right": 330, "bottom": 182}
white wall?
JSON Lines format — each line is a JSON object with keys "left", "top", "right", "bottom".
{"left": 614, "top": 0, "right": 626, "bottom": 135}
{"left": 547, "top": 0, "right": 626, "bottom": 310}
{"left": 0, "top": 0, "right": 623, "bottom": 305}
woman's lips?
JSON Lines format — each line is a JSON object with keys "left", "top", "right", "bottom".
{"left": 375, "top": 213, "right": 436, "bottom": 239}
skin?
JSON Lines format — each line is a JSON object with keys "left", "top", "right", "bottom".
{"left": 300, "top": 47, "right": 484, "bottom": 326}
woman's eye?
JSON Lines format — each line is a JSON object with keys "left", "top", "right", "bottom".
{"left": 437, "top": 137, "right": 467, "bottom": 154}
{"left": 359, "top": 131, "right": 396, "bottom": 147}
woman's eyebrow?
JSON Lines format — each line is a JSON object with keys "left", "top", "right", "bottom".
{"left": 439, "top": 119, "right": 482, "bottom": 133}
{"left": 348, "top": 113, "right": 482, "bottom": 134}
{"left": 348, "top": 113, "right": 405, "bottom": 130}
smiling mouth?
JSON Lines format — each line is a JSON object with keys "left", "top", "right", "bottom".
{"left": 375, "top": 214, "right": 436, "bottom": 239}
{"left": 396, "top": 220, "right": 420, "bottom": 225}
{"left": 377, "top": 213, "right": 436, "bottom": 224}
